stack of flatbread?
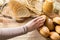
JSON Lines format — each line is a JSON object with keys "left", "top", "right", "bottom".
{"left": 25, "top": 0, "right": 44, "bottom": 15}
{"left": 1, "top": 0, "right": 31, "bottom": 22}
{"left": 1, "top": 0, "right": 44, "bottom": 22}
{"left": 16, "top": 0, "right": 44, "bottom": 15}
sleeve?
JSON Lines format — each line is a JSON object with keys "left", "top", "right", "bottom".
{"left": 0, "top": 25, "right": 28, "bottom": 40}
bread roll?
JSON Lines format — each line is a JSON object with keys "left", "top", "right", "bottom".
{"left": 53, "top": 17, "right": 60, "bottom": 24}
{"left": 50, "top": 32, "right": 60, "bottom": 40}
{"left": 43, "top": 0, "right": 53, "bottom": 13}
{"left": 39, "top": 26, "right": 50, "bottom": 37}
{"left": 45, "top": 17, "right": 54, "bottom": 30}
{"left": 59, "top": 10, "right": 60, "bottom": 16}
{"left": 55, "top": 26, "right": 60, "bottom": 34}
{"left": 42, "top": 0, "right": 60, "bottom": 19}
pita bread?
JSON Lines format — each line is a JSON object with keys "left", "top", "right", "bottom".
{"left": 9, "top": 0, "right": 43, "bottom": 15}
{"left": 0, "top": 16, "right": 15, "bottom": 24}
{"left": 2, "top": 6, "right": 14, "bottom": 18}
{"left": 16, "top": 0, "right": 43, "bottom": 15}
{"left": 2, "top": 1, "right": 31, "bottom": 20}
{"left": 25, "top": 0, "right": 43, "bottom": 15}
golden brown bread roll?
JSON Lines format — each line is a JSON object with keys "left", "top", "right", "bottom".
{"left": 58, "top": 10, "right": 60, "bottom": 16}
{"left": 43, "top": 0, "right": 53, "bottom": 13}
{"left": 45, "top": 17, "right": 54, "bottom": 30}
{"left": 42, "top": 0, "right": 60, "bottom": 19}
{"left": 53, "top": 17, "right": 60, "bottom": 24}
{"left": 50, "top": 32, "right": 60, "bottom": 40}
{"left": 39, "top": 26, "right": 50, "bottom": 37}
{"left": 55, "top": 26, "right": 60, "bottom": 34}
{"left": 44, "top": 12, "right": 60, "bottom": 19}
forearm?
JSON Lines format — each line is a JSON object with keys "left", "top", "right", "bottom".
{"left": 0, "top": 25, "right": 28, "bottom": 39}
{"left": 0, "top": 15, "right": 46, "bottom": 40}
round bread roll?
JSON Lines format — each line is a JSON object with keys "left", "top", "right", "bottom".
{"left": 50, "top": 32, "right": 60, "bottom": 40}
{"left": 43, "top": 0, "right": 53, "bottom": 13}
{"left": 53, "top": 17, "right": 60, "bottom": 24}
{"left": 55, "top": 26, "right": 60, "bottom": 34}
{"left": 50, "top": 39, "right": 59, "bottom": 40}
{"left": 45, "top": 17, "right": 54, "bottom": 30}
{"left": 39, "top": 26, "right": 50, "bottom": 37}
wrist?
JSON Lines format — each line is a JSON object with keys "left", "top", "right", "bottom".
{"left": 24, "top": 25, "right": 35, "bottom": 32}
{"left": 22, "top": 25, "right": 28, "bottom": 33}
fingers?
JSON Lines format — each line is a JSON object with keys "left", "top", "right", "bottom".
{"left": 34, "top": 15, "right": 46, "bottom": 28}
{"left": 34, "top": 22, "right": 44, "bottom": 30}
{"left": 38, "top": 22, "right": 44, "bottom": 27}
{"left": 34, "top": 15, "right": 46, "bottom": 24}
{"left": 35, "top": 20, "right": 44, "bottom": 28}
{"left": 37, "top": 17, "right": 45, "bottom": 23}
{"left": 37, "top": 15, "right": 46, "bottom": 27}
{"left": 26, "top": 15, "right": 46, "bottom": 29}
{"left": 31, "top": 17, "right": 41, "bottom": 22}
{"left": 31, "top": 15, "right": 46, "bottom": 23}
{"left": 30, "top": 17, "right": 44, "bottom": 27}
{"left": 40, "top": 15, "right": 46, "bottom": 20}
{"left": 31, "top": 15, "right": 45, "bottom": 22}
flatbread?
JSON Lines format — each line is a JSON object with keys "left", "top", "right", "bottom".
{"left": 8, "top": 0, "right": 43, "bottom": 15}
{"left": 25, "top": 0, "right": 43, "bottom": 15}
{"left": 2, "top": 1, "right": 31, "bottom": 20}
{"left": 2, "top": 6, "right": 14, "bottom": 18}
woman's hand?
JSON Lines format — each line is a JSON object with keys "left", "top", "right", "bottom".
{"left": 25, "top": 15, "right": 46, "bottom": 32}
